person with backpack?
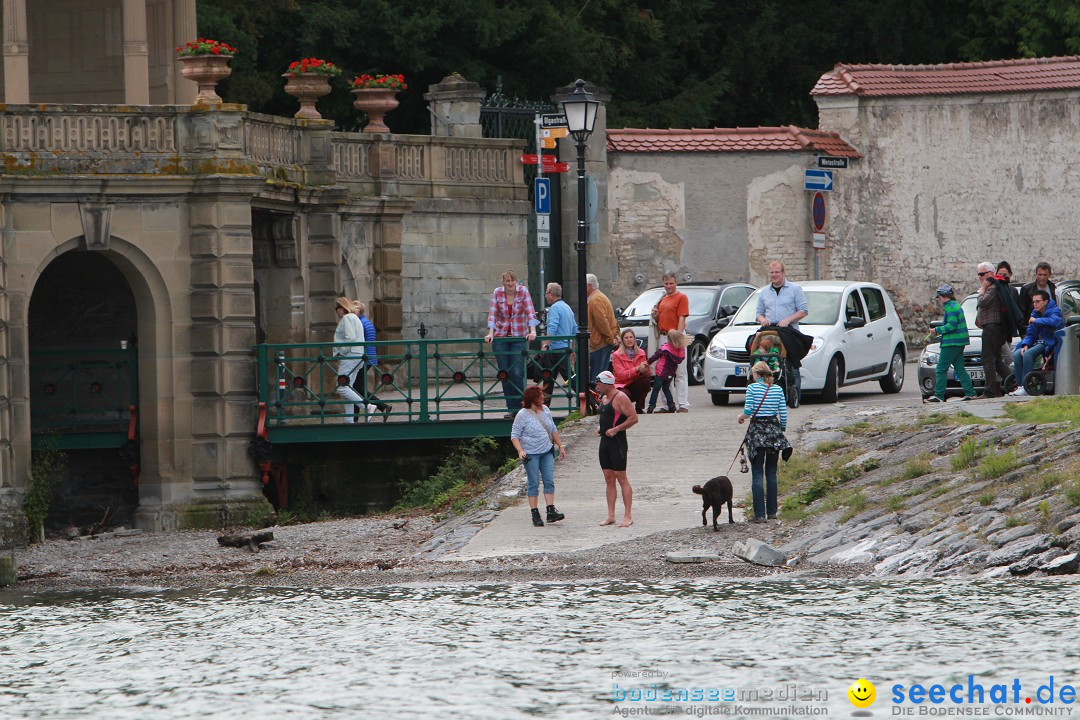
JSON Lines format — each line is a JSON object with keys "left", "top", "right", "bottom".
{"left": 974, "top": 262, "right": 1011, "bottom": 398}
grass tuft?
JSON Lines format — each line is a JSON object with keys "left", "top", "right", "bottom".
{"left": 976, "top": 449, "right": 1020, "bottom": 480}
{"left": 1003, "top": 396, "right": 1080, "bottom": 426}
{"left": 950, "top": 438, "right": 988, "bottom": 471}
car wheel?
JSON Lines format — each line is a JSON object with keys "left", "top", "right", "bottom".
{"left": 710, "top": 391, "right": 729, "bottom": 406}
{"left": 820, "top": 356, "right": 840, "bottom": 404}
{"left": 879, "top": 346, "right": 905, "bottom": 394}
{"left": 688, "top": 340, "right": 706, "bottom": 385}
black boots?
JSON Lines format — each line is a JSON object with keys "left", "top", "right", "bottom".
{"left": 532, "top": 506, "right": 565, "bottom": 526}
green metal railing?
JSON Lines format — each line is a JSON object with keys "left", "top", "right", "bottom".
{"left": 30, "top": 347, "right": 138, "bottom": 449}
{"left": 255, "top": 336, "right": 582, "bottom": 442}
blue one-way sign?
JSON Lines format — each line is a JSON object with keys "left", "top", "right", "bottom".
{"left": 804, "top": 169, "right": 834, "bottom": 192}
{"left": 534, "top": 178, "right": 551, "bottom": 214}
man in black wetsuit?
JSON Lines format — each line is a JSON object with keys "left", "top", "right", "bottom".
{"left": 595, "top": 370, "right": 638, "bottom": 528}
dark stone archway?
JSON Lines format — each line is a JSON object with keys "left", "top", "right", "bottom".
{"left": 28, "top": 251, "right": 140, "bottom": 531}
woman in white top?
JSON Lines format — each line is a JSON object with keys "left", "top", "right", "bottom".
{"left": 332, "top": 297, "right": 369, "bottom": 423}
{"left": 511, "top": 385, "right": 567, "bottom": 527}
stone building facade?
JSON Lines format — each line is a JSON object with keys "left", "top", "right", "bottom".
{"left": 605, "top": 127, "right": 859, "bottom": 306}
{"left": 0, "top": 3, "right": 532, "bottom": 543}
{"left": 810, "top": 57, "right": 1080, "bottom": 336}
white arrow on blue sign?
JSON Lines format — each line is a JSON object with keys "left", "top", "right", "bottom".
{"left": 534, "top": 177, "right": 551, "bottom": 214}
{"left": 804, "top": 169, "right": 834, "bottom": 192}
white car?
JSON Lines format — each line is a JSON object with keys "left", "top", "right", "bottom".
{"left": 704, "top": 281, "right": 907, "bottom": 405}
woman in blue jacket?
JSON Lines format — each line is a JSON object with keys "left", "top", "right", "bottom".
{"left": 1009, "top": 290, "right": 1064, "bottom": 397}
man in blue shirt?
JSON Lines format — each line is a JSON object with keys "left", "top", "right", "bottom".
{"left": 755, "top": 261, "right": 809, "bottom": 400}
{"left": 540, "top": 282, "right": 578, "bottom": 405}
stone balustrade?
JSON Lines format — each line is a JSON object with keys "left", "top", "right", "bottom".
{"left": 0, "top": 104, "right": 524, "bottom": 201}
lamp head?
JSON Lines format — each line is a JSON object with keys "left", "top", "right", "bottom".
{"left": 561, "top": 79, "right": 599, "bottom": 143}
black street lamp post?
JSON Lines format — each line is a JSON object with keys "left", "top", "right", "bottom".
{"left": 561, "top": 79, "right": 600, "bottom": 411}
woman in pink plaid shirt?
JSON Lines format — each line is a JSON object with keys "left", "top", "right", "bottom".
{"left": 484, "top": 269, "right": 539, "bottom": 417}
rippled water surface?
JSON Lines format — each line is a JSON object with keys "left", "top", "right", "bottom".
{"left": 2, "top": 579, "right": 1078, "bottom": 719}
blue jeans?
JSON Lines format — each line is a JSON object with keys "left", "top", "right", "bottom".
{"left": 523, "top": 449, "right": 555, "bottom": 497}
{"left": 751, "top": 449, "right": 779, "bottom": 519}
{"left": 589, "top": 344, "right": 615, "bottom": 384}
{"left": 493, "top": 337, "right": 527, "bottom": 411}
{"left": 1012, "top": 342, "right": 1047, "bottom": 383}
{"left": 648, "top": 375, "right": 674, "bottom": 410}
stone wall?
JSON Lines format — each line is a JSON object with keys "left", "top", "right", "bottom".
{"left": 609, "top": 152, "right": 815, "bottom": 302}
{"left": 816, "top": 91, "right": 1080, "bottom": 336}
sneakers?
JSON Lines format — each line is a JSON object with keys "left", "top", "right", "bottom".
{"left": 926, "top": 396, "right": 942, "bottom": 403}
{"left": 531, "top": 508, "right": 544, "bottom": 527}
{"left": 766, "top": 514, "right": 778, "bottom": 520}
{"left": 1009, "top": 388, "right": 1029, "bottom": 397}
{"left": 961, "top": 395, "right": 975, "bottom": 401}
{"left": 646, "top": 407, "right": 655, "bottom": 414}
{"left": 749, "top": 517, "right": 767, "bottom": 524}
{"left": 676, "top": 408, "right": 689, "bottom": 414}
{"left": 546, "top": 505, "right": 565, "bottom": 523}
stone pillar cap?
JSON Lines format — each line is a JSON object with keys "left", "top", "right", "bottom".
{"left": 424, "top": 73, "right": 486, "bottom": 102}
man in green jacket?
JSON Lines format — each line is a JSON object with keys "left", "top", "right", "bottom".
{"left": 925, "top": 284, "right": 976, "bottom": 403}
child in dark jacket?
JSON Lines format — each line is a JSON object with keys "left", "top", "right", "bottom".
{"left": 646, "top": 330, "right": 687, "bottom": 413}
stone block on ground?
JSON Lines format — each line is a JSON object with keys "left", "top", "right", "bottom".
{"left": 985, "top": 534, "right": 1052, "bottom": 567}
{"left": 732, "top": 538, "right": 787, "bottom": 567}
{"left": 665, "top": 551, "right": 721, "bottom": 564}
{"left": 1009, "top": 547, "right": 1067, "bottom": 576}
{"left": 1040, "top": 552, "right": 1079, "bottom": 575}
{"left": 0, "top": 555, "right": 15, "bottom": 587}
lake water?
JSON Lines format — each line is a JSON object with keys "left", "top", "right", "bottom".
{"left": 2, "top": 578, "right": 1078, "bottom": 719}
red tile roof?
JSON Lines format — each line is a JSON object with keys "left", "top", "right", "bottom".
{"left": 606, "top": 126, "right": 861, "bottom": 157}
{"left": 812, "top": 56, "right": 1080, "bottom": 97}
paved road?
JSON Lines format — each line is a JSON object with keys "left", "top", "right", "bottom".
{"left": 444, "top": 363, "right": 924, "bottom": 561}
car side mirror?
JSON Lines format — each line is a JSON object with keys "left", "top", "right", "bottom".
{"left": 845, "top": 316, "right": 867, "bottom": 329}
{"left": 718, "top": 304, "right": 737, "bottom": 317}
{"left": 929, "top": 320, "right": 944, "bottom": 328}
{"left": 1067, "top": 315, "right": 1080, "bottom": 327}
{"left": 717, "top": 317, "right": 732, "bottom": 328}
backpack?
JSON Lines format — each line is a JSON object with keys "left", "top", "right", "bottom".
{"left": 992, "top": 277, "right": 1026, "bottom": 338}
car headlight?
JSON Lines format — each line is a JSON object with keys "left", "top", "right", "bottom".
{"left": 707, "top": 343, "right": 727, "bottom": 361}
{"left": 921, "top": 352, "right": 938, "bottom": 367}
{"left": 806, "top": 337, "right": 824, "bottom": 355}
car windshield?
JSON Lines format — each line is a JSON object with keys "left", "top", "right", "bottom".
{"left": 620, "top": 287, "right": 718, "bottom": 317}
{"left": 729, "top": 288, "right": 841, "bottom": 326}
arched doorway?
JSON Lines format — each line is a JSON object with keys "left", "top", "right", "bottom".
{"left": 28, "top": 251, "right": 140, "bottom": 531}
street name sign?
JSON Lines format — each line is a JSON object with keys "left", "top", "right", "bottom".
{"left": 804, "top": 169, "right": 834, "bottom": 192}
{"left": 817, "top": 156, "right": 849, "bottom": 170}
{"left": 541, "top": 113, "right": 568, "bottom": 129}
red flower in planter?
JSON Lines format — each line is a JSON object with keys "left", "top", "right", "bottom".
{"left": 175, "top": 38, "right": 237, "bottom": 57}
{"left": 286, "top": 58, "right": 343, "bottom": 77}
{"left": 351, "top": 74, "right": 408, "bottom": 91}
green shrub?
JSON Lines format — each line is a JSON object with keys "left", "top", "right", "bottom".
{"left": 886, "top": 495, "right": 905, "bottom": 512}
{"left": 24, "top": 440, "right": 67, "bottom": 541}
{"left": 977, "top": 493, "right": 995, "bottom": 507}
{"left": 951, "top": 438, "right": 987, "bottom": 471}
{"left": 897, "top": 454, "right": 933, "bottom": 481}
{"left": 1004, "top": 515, "right": 1025, "bottom": 529}
{"left": 1003, "top": 396, "right": 1080, "bottom": 426}
{"left": 976, "top": 449, "right": 1020, "bottom": 480}
{"left": 394, "top": 436, "right": 503, "bottom": 511}
{"left": 862, "top": 458, "right": 882, "bottom": 472}
{"left": 1064, "top": 480, "right": 1080, "bottom": 508}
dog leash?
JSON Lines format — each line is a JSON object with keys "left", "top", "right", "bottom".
{"left": 726, "top": 384, "right": 773, "bottom": 474}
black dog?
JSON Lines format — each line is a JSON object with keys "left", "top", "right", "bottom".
{"left": 692, "top": 476, "right": 734, "bottom": 530}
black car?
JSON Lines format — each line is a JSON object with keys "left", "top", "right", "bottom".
{"left": 616, "top": 282, "right": 756, "bottom": 385}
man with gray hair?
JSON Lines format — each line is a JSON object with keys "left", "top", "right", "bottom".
{"left": 975, "top": 261, "right": 1010, "bottom": 398}
{"left": 586, "top": 273, "right": 620, "bottom": 385}
{"left": 540, "top": 282, "right": 577, "bottom": 403}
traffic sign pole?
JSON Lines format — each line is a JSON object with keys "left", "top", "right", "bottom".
{"left": 535, "top": 114, "right": 545, "bottom": 299}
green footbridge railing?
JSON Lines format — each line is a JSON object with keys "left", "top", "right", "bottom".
{"left": 255, "top": 336, "right": 583, "bottom": 443}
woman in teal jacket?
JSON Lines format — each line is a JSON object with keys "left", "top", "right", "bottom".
{"left": 927, "top": 284, "right": 975, "bottom": 403}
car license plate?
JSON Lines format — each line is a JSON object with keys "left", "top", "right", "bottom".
{"left": 734, "top": 365, "right": 749, "bottom": 376}
{"left": 968, "top": 369, "right": 985, "bottom": 381}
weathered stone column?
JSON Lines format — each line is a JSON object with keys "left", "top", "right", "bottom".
{"left": 371, "top": 203, "right": 411, "bottom": 340}
{"left": 186, "top": 181, "right": 269, "bottom": 527}
{"left": 2, "top": 0, "right": 29, "bottom": 104}
{"left": 0, "top": 198, "right": 17, "bottom": 546}
{"left": 424, "top": 73, "right": 486, "bottom": 138}
{"left": 306, "top": 210, "right": 344, "bottom": 341}
{"left": 172, "top": 0, "right": 197, "bottom": 104}
{"left": 122, "top": 0, "right": 150, "bottom": 105}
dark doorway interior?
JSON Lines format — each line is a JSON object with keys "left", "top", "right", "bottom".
{"left": 28, "top": 251, "right": 140, "bottom": 531}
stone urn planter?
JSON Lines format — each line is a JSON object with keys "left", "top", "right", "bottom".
{"left": 179, "top": 55, "right": 233, "bottom": 105}
{"left": 351, "top": 88, "right": 400, "bottom": 133}
{"left": 283, "top": 73, "right": 333, "bottom": 120}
